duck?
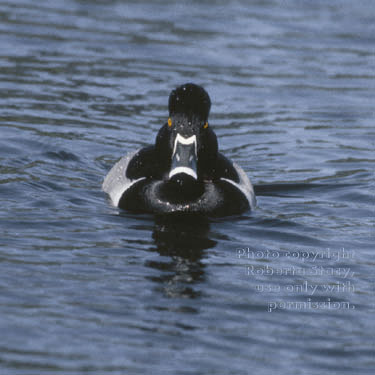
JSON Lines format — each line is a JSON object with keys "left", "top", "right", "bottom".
{"left": 102, "top": 83, "right": 256, "bottom": 216}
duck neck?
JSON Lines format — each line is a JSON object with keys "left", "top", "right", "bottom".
{"left": 197, "top": 127, "right": 218, "bottom": 181}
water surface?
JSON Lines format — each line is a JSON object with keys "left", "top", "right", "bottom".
{"left": 0, "top": 0, "right": 374, "bottom": 374}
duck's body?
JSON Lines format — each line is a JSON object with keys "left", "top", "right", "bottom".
{"left": 103, "top": 83, "right": 256, "bottom": 216}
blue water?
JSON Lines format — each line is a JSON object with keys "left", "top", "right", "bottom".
{"left": 0, "top": 0, "right": 374, "bottom": 374}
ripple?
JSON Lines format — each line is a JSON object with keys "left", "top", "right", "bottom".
{"left": 0, "top": 0, "right": 374, "bottom": 374}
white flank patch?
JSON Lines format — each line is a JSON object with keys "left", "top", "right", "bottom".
{"left": 102, "top": 150, "right": 145, "bottom": 207}
{"left": 221, "top": 162, "right": 257, "bottom": 209}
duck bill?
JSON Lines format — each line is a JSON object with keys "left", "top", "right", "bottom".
{"left": 169, "top": 133, "right": 197, "bottom": 180}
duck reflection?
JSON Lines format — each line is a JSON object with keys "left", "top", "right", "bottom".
{"left": 146, "top": 213, "right": 216, "bottom": 299}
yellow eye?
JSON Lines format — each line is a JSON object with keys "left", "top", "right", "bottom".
{"left": 168, "top": 118, "right": 172, "bottom": 127}
{"left": 203, "top": 122, "right": 208, "bottom": 129}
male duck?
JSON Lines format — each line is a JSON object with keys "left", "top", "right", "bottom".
{"left": 103, "top": 83, "right": 256, "bottom": 216}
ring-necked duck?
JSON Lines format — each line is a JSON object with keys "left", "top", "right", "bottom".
{"left": 103, "top": 83, "right": 256, "bottom": 216}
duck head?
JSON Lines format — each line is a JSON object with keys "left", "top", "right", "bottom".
{"left": 155, "top": 83, "right": 218, "bottom": 184}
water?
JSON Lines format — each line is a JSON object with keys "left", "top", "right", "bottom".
{"left": 0, "top": 0, "right": 374, "bottom": 374}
